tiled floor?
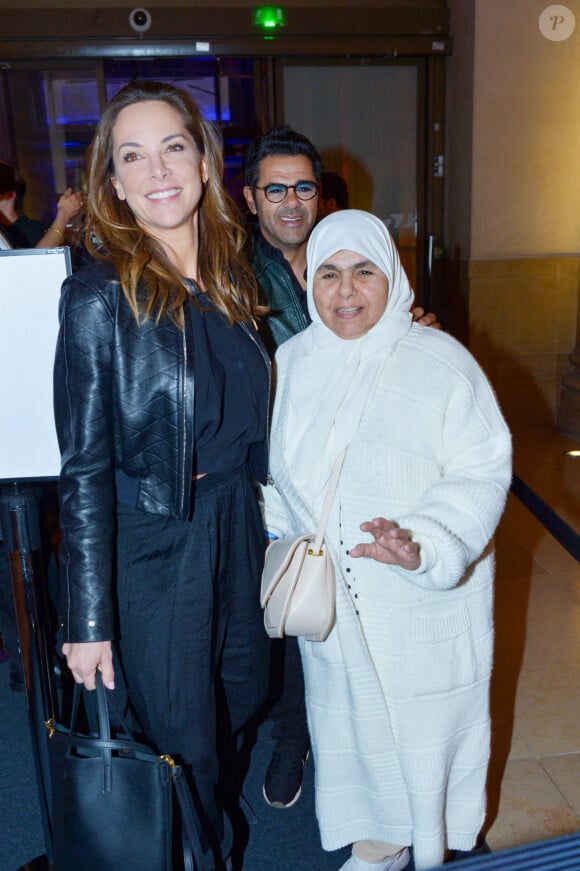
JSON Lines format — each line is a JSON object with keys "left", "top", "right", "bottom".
{"left": 484, "top": 425, "right": 580, "bottom": 852}
{"left": 1, "top": 425, "right": 579, "bottom": 870}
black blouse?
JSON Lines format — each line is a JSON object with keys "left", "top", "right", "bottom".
{"left": 188, "top": 287, "right": 268, "bottom": 476}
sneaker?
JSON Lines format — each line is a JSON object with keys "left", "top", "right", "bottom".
{"left": 338, "top": 847, "right": 410, "bottom": 871}
{"left": 263, "top": 742, "right": 310, "bottom": 808}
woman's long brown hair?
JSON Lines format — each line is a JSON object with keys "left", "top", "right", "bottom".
{"left": 84, "top": 80, "right": 264, "bottom": 325}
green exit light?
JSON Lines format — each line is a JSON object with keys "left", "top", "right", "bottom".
{"left": 253, "top": 6, "right": 286, "bottom": 30}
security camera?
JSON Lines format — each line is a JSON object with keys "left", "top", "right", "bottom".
{"left": 129, "top": 8, "right": 152, "bottom": 33}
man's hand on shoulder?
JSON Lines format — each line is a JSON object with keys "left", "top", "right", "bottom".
{"left": 412, "top": 306, "right": 442, "bottom": 330}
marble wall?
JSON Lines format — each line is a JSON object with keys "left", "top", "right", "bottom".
{"left": 445, "top": 0, "right": 580, "bottom": 433}
{"left": 467, "top": 256, "right": 580, "bottom": 431}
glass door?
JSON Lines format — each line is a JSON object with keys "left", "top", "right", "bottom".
{"left": 1, "top": 57, "right": 260, "bottom": 230}
{"left": 0, "top": 65, "right": 99, "bottom": 226}
{"left": 280, "top": 59, "right": 429, "bottom": 302}
{"left": 2, "top": 53, "right": 444, "bottom": 306}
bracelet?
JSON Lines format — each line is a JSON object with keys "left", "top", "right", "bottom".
{"left": 49, "top": 225, "right": 65, "bottom": 241}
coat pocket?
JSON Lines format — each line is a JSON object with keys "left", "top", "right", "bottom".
{"left": 387, "top": 605, "right": 478, "bottom": 698}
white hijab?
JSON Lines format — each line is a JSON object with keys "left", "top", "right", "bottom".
{"left": 284, "top": 209, "right": 414, "bottom": 516}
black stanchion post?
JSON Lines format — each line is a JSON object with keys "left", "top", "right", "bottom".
{"left": 0, "top": 483, "right": 56, "bottom": 869}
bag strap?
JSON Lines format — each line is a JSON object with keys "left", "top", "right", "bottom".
{"left": 172, "top": 766, "right": 206, "bottom": 871}
{"left": 94, "top": 670, "right": 112, "bottom": 738}
{"left": 69, "top": 682, "right": 83, "bottom": 734}
{"left": 69, "top": 671, "right": 135, "bottom": 739}
{"left": 63, "top": 673, "right": 120, "bottom": 794}
{"left": 312, "top": 447, "right": 347, "bottom": 554}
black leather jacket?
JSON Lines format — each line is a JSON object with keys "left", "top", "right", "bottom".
{"left": 54, "top": 260, "right": 270, "bottom": 643}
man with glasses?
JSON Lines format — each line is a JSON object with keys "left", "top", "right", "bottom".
{"left": 242, "top": 126, "right": 438, "bottom": 811}
{"left": 243, "top": 126, "right": 322, "bottom": 356}
{"left": 242, "top": 127, "right": 322, "bottom": 813}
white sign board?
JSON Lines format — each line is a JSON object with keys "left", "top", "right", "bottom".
{"left": 0, "top": 247, "right": 71, "bottom": 481}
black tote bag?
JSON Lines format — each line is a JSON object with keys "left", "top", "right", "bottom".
{"left": 45, "top": 671, "right": 205, "bottom": 871}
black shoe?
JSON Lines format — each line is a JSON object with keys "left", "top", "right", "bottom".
{"left": 263, "top": 742, "right": 310, "bottom": 809}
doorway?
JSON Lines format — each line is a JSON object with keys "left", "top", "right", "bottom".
{"left": 1, "top": 51, "right": 443, "bottom": 304}
{"left": 0, "top": 57, "right": 258, "bottom": 226}
{"left": 281, "top": 60, "right": 422, "bottom": 292}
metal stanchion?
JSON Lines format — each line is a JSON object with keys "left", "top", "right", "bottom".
{"left": 1, "top": 483, "right": 57, "bottom": 870}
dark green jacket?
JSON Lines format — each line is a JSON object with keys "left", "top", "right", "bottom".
{"left": 249, "top": 230, "right": 310, "bottom": 352}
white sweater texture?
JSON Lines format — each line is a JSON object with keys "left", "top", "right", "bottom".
{"left": 261, "top": 324, "right": 512, "bottom": 870}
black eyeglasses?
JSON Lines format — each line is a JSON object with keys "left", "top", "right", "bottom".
{"left": 254, "top": 181, "right": 319, "bottom": 203}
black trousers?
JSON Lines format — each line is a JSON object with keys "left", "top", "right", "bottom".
{"left": 115, "top": 465, "right": 270, "bottom": 870}
{"left": 268, "top": 635, "right": 309, "bottom": 747}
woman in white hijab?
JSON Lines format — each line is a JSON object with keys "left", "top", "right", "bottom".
{"left": 261, "top": 210, "right": 512, "bottom": 871}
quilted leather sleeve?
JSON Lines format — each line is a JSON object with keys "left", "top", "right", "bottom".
{"left": 54, "top": 270, "right": 118, "bottom": 643}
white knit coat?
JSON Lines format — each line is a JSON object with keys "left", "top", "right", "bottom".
{"left": 261, "top": 323, "right": 512, "bottom": 870}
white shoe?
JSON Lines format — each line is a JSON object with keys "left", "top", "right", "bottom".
{"left": 338, "top": 847, "right": 410, "bottom": 871}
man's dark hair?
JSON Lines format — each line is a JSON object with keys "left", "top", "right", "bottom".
{"left": 12, "top": 170, "right": 27, "bottom": 210}
{"left": 0, "top": 162, "right": 27, "bottom": 209}
{"left": 320, "top": 171, "right": 349, "bottom": 210}
{"left": 243, "top": 125, "right": 323, "bottom": 189}
{"left": 0, "top": 161, "right": 17, "bottom": 195}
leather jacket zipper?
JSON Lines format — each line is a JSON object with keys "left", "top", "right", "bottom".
{"left": 179, "top": 324, "right": 187, "bottom": 516}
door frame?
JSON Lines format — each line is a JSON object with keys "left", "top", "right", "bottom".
{"left": 271, "top": 53, "right": 445, "bottom": 309}
{"left": 1, "top": 31, "right": 447, "bottom": 308}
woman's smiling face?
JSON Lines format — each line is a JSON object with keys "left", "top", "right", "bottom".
{"left": 312, "top": 248, "right": 389, "bottom": 339}
{"left": 110, "top": 99, "right": 207, "bottom": 241}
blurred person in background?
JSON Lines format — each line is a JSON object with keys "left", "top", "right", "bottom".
{"left": 0, "top": 160, "right": 83, "bottom": 249}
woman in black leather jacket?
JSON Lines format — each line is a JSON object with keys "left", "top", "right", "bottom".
{"left": 53, "top": 80, "right": 271, "bottom": 870}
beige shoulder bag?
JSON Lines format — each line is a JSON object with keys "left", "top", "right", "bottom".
{"left": 260, "top": 449, "right": 347, "bottom": 642}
